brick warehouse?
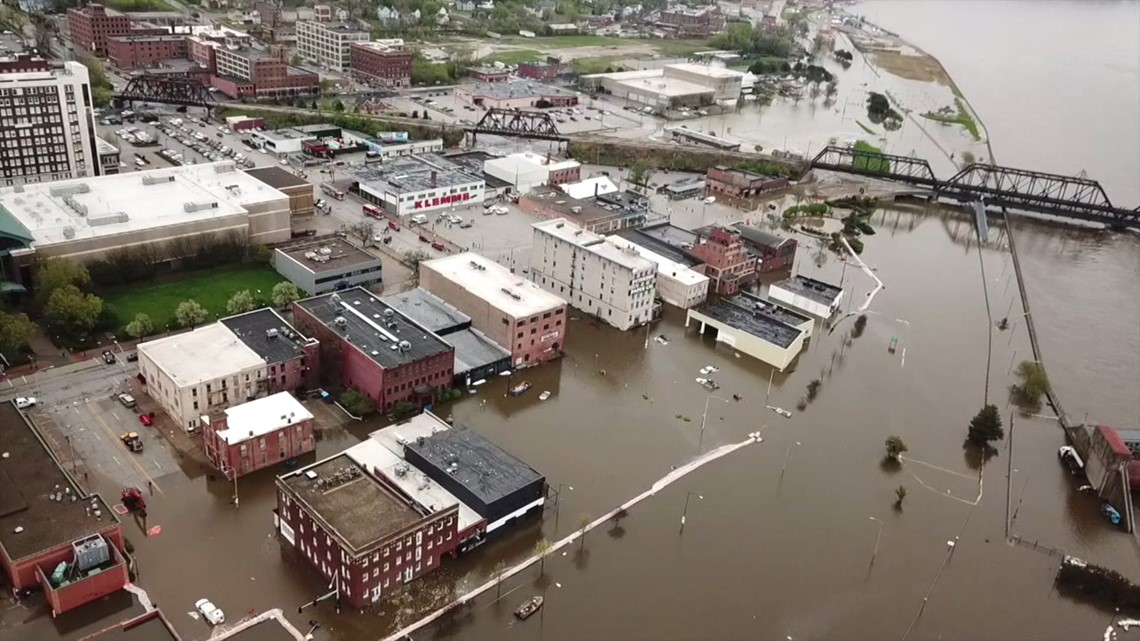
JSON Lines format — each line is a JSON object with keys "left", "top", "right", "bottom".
{"left": 67, "top": 4, "right": 167, "bottom": 57}
{"left": 0, "top": 402, "right": 128, "bottom": 615}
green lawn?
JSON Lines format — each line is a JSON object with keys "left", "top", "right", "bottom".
{"left": 853, "top": 140, "right": 892, "bottom": 173}
{"left": 480, "top": 49, "right": 543, "bottom": 65}
{"left": 104, "top": 265, "right": 284, "bottom": 333}
{"left": 921, "top": 98, "right": 981, "bottom": 141}
{"left": 496, "top": 35, "right": 709, "bottom": 58}
{"left": 571, "top": 56, "right": 622, "bottom": 75}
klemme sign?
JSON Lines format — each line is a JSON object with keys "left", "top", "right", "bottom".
{"left": 414, "top": 193, "right": 471, "bottom": 209}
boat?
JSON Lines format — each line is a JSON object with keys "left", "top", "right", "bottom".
{"left": 509, "top": 381, "right": 532, "bottom": 396}
{"left": 538, "top": 391, "right": 551, "bottom": 401}
{"left": 514, "top": 595, "right": 544, "bottom": 620}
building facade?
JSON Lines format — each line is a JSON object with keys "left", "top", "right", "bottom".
{"left": 292, "top": 287, "right": 455, "bottom": 413}
{"left": 767, "top": 276, "right": 844, "bottom": 318}
{"left": 350, "top": 41, "right": 413, "bottom": 88}
{"left": 690, "top": 226, "right": 757, "bottom": 296}
{"left": 420, "top": 252, "right": 568, "bottom": 368}
{"left": 356, "top": 156, "right": 485, "bottom": 217}
{"left": 706, "top": 166, "right": 790, "bottom": 199}
{"left": 67, "top": 4, "right": 167, "bottom": 57}
{"left": 518, "top": 61, "right": 560, "bottom": 80}
{"left": 137, "top": 309, "right": 319, "bottom": 431}
{"left": 296, "top": 20, "right": 370, "bottom": 71}
{"left": 605, "top": 235, "right": 709, "bottom": 309}
{"left": 483, "top": 151, "right": 580, "bottom": 193}
{"left": 207, "top": 43, "right": 319, "bottom": 99}
{"left": 106, "top": 35, "right": 188, "bottom": 69}
{"left": 201, "top": 392, "right": 315, "bottom": 478}
{"left": 733, "top": 224, "right": 797, "bottom": 272}
{"left": 0, "top": 56, "right": 99, "bottom": 186}
{"left": 530, "top": 218, "right": 657, "bottom": 331}
{"left": 456, "top": 80, "right": 578, "bottom": 109}
{"left": 659, "top": 6, "right": 726, "bottom": 35}
{"left": 275, "top": 239, "right": 383, "bottom": 295}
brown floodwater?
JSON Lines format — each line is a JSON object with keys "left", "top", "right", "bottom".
{"left": 83, "top": 201, "right": 1139, "bottom": 641}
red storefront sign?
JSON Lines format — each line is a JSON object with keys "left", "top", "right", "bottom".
{"left": 413, "top": 192, "right": 471, "bottom": 209}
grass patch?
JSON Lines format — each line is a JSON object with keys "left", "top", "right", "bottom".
{"left": 652, "top": 39, "right": 710, "bottom": 57}
{"left": 856, "top": 121, "right": 878, "bottom": 135}
{"left": 853, "top": 140, "right": 891, "bottom": 173}
{"left": 571, "top": 56, "right": 622, "bottom": 75}
{"left": 497, "top": 35, "right": 708, "bottom": 57}
{"left": 480, "top": 49, "right": 542, "bottom": 65}
{"left": 104, "top": 265, "right": 284, "bottom": 333}
{"left": 921, "top": 97, "right": 980, "bottom": 141}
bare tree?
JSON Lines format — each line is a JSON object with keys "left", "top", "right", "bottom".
{"left": 534, "top": 538, "right": 553, "bottom": 577}
{"left": 346, "top": 221, "right": 375, "bottom": 245}
{"left": 492, "top": 560, "right": 508, "bottom": 598}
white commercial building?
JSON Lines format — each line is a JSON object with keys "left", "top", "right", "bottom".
{"left": 137, "top": 308, "right": 317, "bottom": 431}
{"left": 483, "top": 151, "right": 581, "bottom": 193}
{"left": 530, "top": 218, "right": 657, "bottom": 331}
{"left": 296, "top": 20, "right": 370, "bottom": 71}
{"left": 580, "top": 62, "right": 744, "bottom": 110}
{"left": 209, "top": 391, "right": 313, "bottom": 446}
{"left": 0, "top": 56, "right": 99, "bottom": 185}
{"left": 767, "top": 275, "right": 844, "bottom": 319}
{"left": 605, "top": 235, "right": 708, "bottom": 309}
{"left": 0, "top": 162, "right": 292, "bottom": 264}
{"left": 356, "top": 156, "right": 484, "bottom": 217}
{"left": 252, "top": 128, "right": 317, "bottom": 155}
{"left": 685, "top": 293, "right": 810, "bottom": 371}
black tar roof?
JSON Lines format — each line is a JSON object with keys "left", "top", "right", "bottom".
{"left": 441, "top": 151, "right": 513, "bottom": 189}
{"left": 382, "top": 288, "right": 470, "bottom": 335}
{"left": 448, "top": 328, "right": 511, "bottom": 375}
{"left": 220, "top": 308, "right": 313, "bottom": 365}
{"left": 0, "top": 403, "right": 117, "bottom": 562}
{"left": 726, "top": 291, "right": 812, "bottom": 327}
{"left": 405, "top": 426, "right": 543, "bottom": 507}
{"left": 613, "top": 226, "right": 701, "bottom": 268}
{"left": 775, "top": 275, "right": 844, "bottom": 306}
{"left": 296, "top": 287, "right": 454, "bottom": 370}
{"left": 692, "top": 299, "right": 803, "bottom": 349}
{"left": 732, "top": 223, "right": 791, "bottom": 250}
{"left": 243, "top": 166, "right": 311, "bottom": 190}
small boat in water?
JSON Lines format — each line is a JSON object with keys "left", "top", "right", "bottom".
{"left": 514, "top": 595, "right": 543, "bottom": 620}
{"left": 538, "top": 390, "right": 551, "bottom": 401}
{"left": 509, "top": 381, "right": 532, "bottom": 396}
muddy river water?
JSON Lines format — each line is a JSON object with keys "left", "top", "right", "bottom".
{"left": 81, "top": 3, "right": 1139, "bottom": 640}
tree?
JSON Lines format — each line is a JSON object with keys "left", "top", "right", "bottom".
{"left": 534, "top": 538, "right": 553, "bottom": 577}
{"left": 175, "top": 300, "right": 208, "bottom": 328}
{"left": 967, "top": 404, "right": 1004, "bottom": 447}
{"left": 77, "top": 54, "right": 114, "bottom": 107}
{"left": 885, "top": 435, "right": 908, "bottom": 461}
{"left": 271, "top": 282, "right": 303, "bottom": 308}
{"left": 578, "top": 513, "right": 591, "bottom": 549}
{"left": 339, "top": 388, "right": 376, "bottom": 417}
{"left": 411, "top": 110, "right": 420, "bottom": 119}
{"left": 1012, "top": 361, "right": 1050, "bottom": 407}
{"left": 0, "top": 311, "right": 36, "bottom": 354}
{"left": 34, "top": 258, "right": 90, "bottom": 307}
{"left": 404, "top": 249, "right": 432, "bottom": 280}
{"left": 332, "top": 99, "right": 345, "bottom": 112}
{"left": 226, "top": 290, "right": 257, "bottom": 315}
{"left": 347, "top": 221, "right": 375, "bottom": 246}
{"left": 492, "top": 560, "right": 508, "bottom": 598}
{"left": 124, "top": 313, "right": 155, "bottom": 339}
{"left": 895, "top": 484, "right": 907, "bottom": 508}
{"left": 628, "top": 159, "right": 655, "bottom": 187}
{"left": 43, "top": 285, "right": 103, "bottom": 341}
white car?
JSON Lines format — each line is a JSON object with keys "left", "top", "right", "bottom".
{"left": 195, "top": 599, "right": 224, "bottom": 626}
{"left": 15, "top": 397, "right": 36, "bottom": 410}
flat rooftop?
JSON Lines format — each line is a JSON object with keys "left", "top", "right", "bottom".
{"left": 277, "top": 239, "right": 380, "bottom": 274}
{"left": 354, "top": 155, "right": 482, "bottom": 194}
{"left": 691, "top": 299, "right": 803, "bottom": 349}
{"left": 282, "top": 454, "right": 421, "bottom": 553}
{"left": 732, "top": 223, "right": 791, "bottom": 249}
{"left": 138, "top": 323, "right": 264, "bottom": 388}
{"left": 616, "top": 224, "right": 701, "bottom": 267}
{"left": 295, "top": 287, "right": 454, "bottom": 370}
{"left": 0, "top": 162, "right": 286, "bottom": 247}
{"left": 256, "top": 129, "right": 315, "bottom": 142}
{"left": 587, "top": 236, "right": 658, "bottom": 272}
{"left": 422, "top": 252, "right": 566, "bottom": 319}
{"left": 605, "top": 236, "right": 707, "bottom": 285}
{"left": 667, "top": 62, "right": 744, "bottom": 79}
{"left": 405, "top": 425, "right": 544, "bottom": 508}
{"left": 466, "top": 79, "right": 570, "bottom": 100}
{"left": 775, "top": 275, "right": 843, "bottom": 306}
{"left": 244, "top": 166, "right": 311, "bottom": 190}
{"left": 533, "top": 217, "right": 605, "bottom": 246}
{"left": 726, "top": 291, "right": 812, "bottom": 327}
{"left": 0, "top": 403, "right": 117, "bottom": 562}
{"left": 353, "top": 40, "right": 407, "bottom": 53}
{"left": 303, "top": 20, "right": 370, "bottom": 34}
{"left": 220, "top": 307, "right": 314, "bottom": 364}
{"left": 382, "top": 288, "right": 471, "bottom": 334}
{"left": 527, "top": 187, "right": 643, "bottom": 225}
{"left": 448, "top": 327, "right": 511, "bottom": 376}
{"left": 216, "top": 392, "right": 313, "bottom": 446}
{"left": 491, "top": 151, "right": 580, "bottom": 173}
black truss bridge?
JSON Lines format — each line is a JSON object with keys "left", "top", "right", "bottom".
{"left": 810, "top": 145, "right": 1138, "bottom": 229}
{"left": 468, "top": 108, "right": 566, "bottom": 143}
{"left": 116, "top": 75, "right": 215, "bottom": 109}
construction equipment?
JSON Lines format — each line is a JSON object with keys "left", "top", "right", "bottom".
{"left": 120, "top": 432, "right": 144, "bottom": 452}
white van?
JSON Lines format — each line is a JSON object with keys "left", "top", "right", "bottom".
{"left": 410, "top": 214, "right": 428, "bottom": 225}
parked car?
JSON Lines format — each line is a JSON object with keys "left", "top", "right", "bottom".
{"left": 126, "top": 352, "right": 139, "bottom": 362}
{"left": 139, "top": 413, "right": 154, "bottom": 426}
{"left": 101, "top": 350, "right": 116, "bottom": 364}
{"left": 117, "top": 393, "right": 137, "bottom": 409}
{"left": 15, "top": 397, "right": 36, "bottom": 409}
{"left": 194, "top": 599, "right": 225, "bottom": 626}
{"left": 431, "top": 241, "right": 445, "bottom": 251}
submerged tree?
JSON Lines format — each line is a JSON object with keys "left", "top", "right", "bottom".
{"left": 885, "top": 435, "right": 908, "bottom": 461}
{"left": 967, "top": 404, "right": 1004, "bottom": 448}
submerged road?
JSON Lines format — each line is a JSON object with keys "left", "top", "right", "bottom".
{"left": 381, "top": 434, "right": 764, "bottom": 641}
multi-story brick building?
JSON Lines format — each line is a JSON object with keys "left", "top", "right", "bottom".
{"left": 137, "top": 308, "right": 319, "bottom": 432}
{"left": 296, "top": 20, "right": 370, "bottom": 71}
{"left": 419, "top": 252, "right": 568, "bottom": 368}
{"left": 106, "top": 35, "right": 187, "bottom": 69}
{"left": 0, "top": 55, "right": 100, "bottom": 186}
{"left": 705, "top": 166, "right": 790, "bottom": 199}
{"left": 67, "top": 4, "right": 166, "bottom": 57}
{"left": 1, "top": 402, "right": 128, "bottom": 616}
{"left": 690, "top": 225, "right": 757, "bottom": 296}
{"left": 192, "top": 41, "right": 319, "bottom": 99}
{"left": 350, "top": 40, "right": 412, "bottom": 88}
{"left": 201, "top": 391, "right": 315, "bottom": 479}
{"left": 732, "top": 223, "right": 797, "bottom": 273}
{"left": 292, "top": 287, "right": 455, "bottom": 413}
{"left": 517, "top": 61, "right": 560, "bottom": 80}
{"left": 659, "top": 5, "right": 726, "bottom": 35}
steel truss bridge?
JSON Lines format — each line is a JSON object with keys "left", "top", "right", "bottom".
{"left": 810, "top": 146, "right": 1139, "bottom": 229}
{"left": 116, "top": 75, "right": 215, "bottom": 109}
{"left": 467, "top": 108, "right": 566, "bottom": 143}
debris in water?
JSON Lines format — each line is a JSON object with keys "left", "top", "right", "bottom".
{"left": 555, "top": 582, "right": 562, "bottom": 588}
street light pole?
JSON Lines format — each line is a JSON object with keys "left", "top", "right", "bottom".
{"left": 553, "top": 483, "right": 573, "bottom": 534}
{"left": 679, "top": 491, "right": 703, "bottom": 534}
{"left": 780, "top": 441, "right": 801, "bottom": 478}
{"left": 698, "top": 394, "right": 729, "bottom": 454}
{"left": 869, "top": 516, "right": 883, "bottom": 568}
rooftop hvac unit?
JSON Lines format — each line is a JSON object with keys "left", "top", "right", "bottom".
{"left": 398, "top": 340, "right": 411, "bottom": 352}
{"left": 141, "top": 174, "right": 175, "bottom": 185}
{"left": 383, "top": 309, "right": 395, "bottom": 318}
{"left": 184, "top": 201, "right": 219, "bottom": 213}
{"left": 88, "top": 212, "right": 129, "bottom": 227}
{"left": 214, "top": 162, "right": 236, "bottom": 173}
{"left": 304, "top": 251, "right": 318, "bottom": 260}
{"left": 266, "top": 328, "right": 279, "bottom": 340}
{"left": 72, "top": 536, "right": 110, "bottom": 572}
{"left": 570, "top": 206, "right": 582, "bottom": 214}
{"left": 319, "top": 247, "right": 332, "bottom": 255}
{"left": 333, "top": 316, "right": 348, "bottom": 328}
{"left": 62, "top": 226, "right": 75, "bottom": 239}
{"left": 49, "top": 183, "right": 91, "bottom": 197}
{"left": 63, "top": 196, "right": 88, "bottom": 216}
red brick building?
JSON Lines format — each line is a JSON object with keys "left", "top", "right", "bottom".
{"left": 350, "top": 41, "right": 413, "bottom": 89}
{"left": 469, "top": 66, "right": 510, "bottom": 83}
{"left": 292, "top": 287, "right": 455, "bottom": 413}
{"left": 706, "top": 166, "right": 790, "bottom": 199}
{"left": 0, "top": 403, "right": 128, "bottom": 616}
{"left": 690, "top": 226, "right": 757, "bottom": 295}
{"left": 209, "top": 43, "right": 320, "bottom": 99}
{"left": 201, "top": 392, "right": 315, "bottom": 479}
{"left": 518, "top": 61, "right": 560, "bottom": 80}
{"left": 659, "top": 6, "right": 726, "bottom": 35}
{"left": 733, "top": 223, "right": 797, "bottom": 273}
{"left": 106, "top": 35, "right": 188, "bottom": 70}
{"left": 67, "top": 4, "right": 167, "bottom": 57}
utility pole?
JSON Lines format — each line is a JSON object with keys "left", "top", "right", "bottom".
{"left": 868, "top": 516, "right": 883, "bottom": 568}
{"left": 679, "top": 491, "right": 702, "bottom": 534}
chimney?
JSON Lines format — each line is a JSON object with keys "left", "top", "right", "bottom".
{"left": 431, "top": 171, "right": 437, "bottom": 187}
